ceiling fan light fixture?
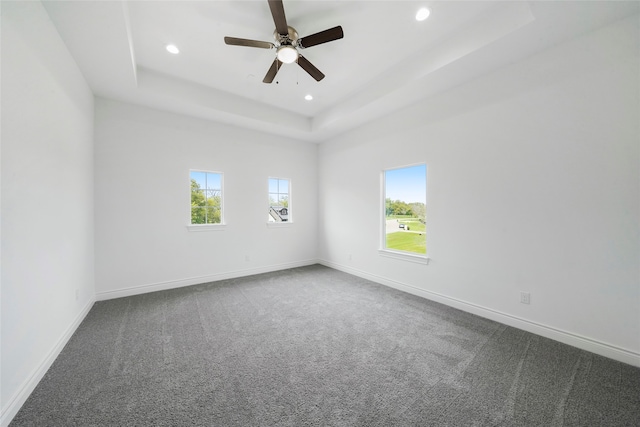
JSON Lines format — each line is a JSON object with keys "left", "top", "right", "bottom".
{"left": 277, "top": 45, "right": 298, "bottom": 64}
{"left": 416, "top": 7, "right": 431, "bottom": 21}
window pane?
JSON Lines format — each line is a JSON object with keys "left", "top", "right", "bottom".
{"left": 384, "top": 164, "right": 427, "bottom": 255}
{"left": 191, "top": 188, "right": 205, "bottom": 207}
{"left": 206, "top": 172, "right": 221, "bottom": 190}
{"left": 268, "top": 178, "right": 279, "bottom": 193}
{"left": 191, "top": 171, "right": 207, "bottom": 190}
{"left": 191, "top": 206, "right": 205, "bottom": 224}
{"left": 205, "top": 207, "right": 220, "bottom": 224}
{"left": 205, "top": 188, "right": 221, "bottom": 202}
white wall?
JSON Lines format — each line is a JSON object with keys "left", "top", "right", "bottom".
{"left": 94, "top": 99, "right": 318, "bottom": 298}
{"left": 1, "top": 1, "right": 95, "bottom": 424}
{"left": 318, "top": 16, "right": 640, "bottom": 365}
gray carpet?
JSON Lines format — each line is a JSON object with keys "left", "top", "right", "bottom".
{"left": 11, "top": 265, "right": 640, "bottom": 426}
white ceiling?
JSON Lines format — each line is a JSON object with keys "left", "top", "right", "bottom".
{"left": 42, "top": 0, "right": 639, "bottom": 143}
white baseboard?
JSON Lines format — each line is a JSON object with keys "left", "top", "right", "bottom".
{"left": 319, "top": 259, "right": 640, "bottom": 368}
{"left": 96, "top": 259, "right": 319, "bottom": 301}
{"left": 1, "top": 298, "right": 95, "bottom": 427}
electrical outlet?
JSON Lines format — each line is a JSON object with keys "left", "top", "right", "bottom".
{"left": 520, "top": 291, "right": 531, "bottom": 305}
{"left": 75, "top": 289, "right": 80, "bottom": 301}
{"left": 245, "top": 255, "right": 251, "bottom": 262}
{"left": 348, "top": 254, "right": 352, "bottom": 261}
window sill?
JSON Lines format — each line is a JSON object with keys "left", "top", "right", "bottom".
{"left": 186, "top": 224, "right": 227, "bottom": 232}
{"left": 379, "top": 249, "right": 430, "bottom": 265}
{"left": 266, "top": 222, "right": 293, "bottom": 228}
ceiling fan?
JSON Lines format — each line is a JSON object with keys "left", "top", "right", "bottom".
{"left": 224, "top": 0, "right": 344, "bottom": 83}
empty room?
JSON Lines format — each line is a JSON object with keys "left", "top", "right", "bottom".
{"left": 2, "top": 0, "right": 639, "bottom": 425}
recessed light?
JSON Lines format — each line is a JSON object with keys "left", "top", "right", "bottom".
{"left": 305, "top": 94, "right": 313, "bottom": 101}
{"left": 166, "top": 44, "right": 180, "bottom": 54}
{"left": 416, "top": 8, "right": 430, "bottom": 21}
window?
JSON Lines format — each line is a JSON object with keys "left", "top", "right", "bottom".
{"left": 190, "top": 170, "right": 223, "bottom": 225}
{"left": 382, "top": 164, "right": 427, "bottom": 257}
{"left": 268, "top": 178, "right": 290, "bottom": 222}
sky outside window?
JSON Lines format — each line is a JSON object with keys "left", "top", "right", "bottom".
{"left": 385, "top": 164, "right": 426, "bottom": 203}
{"left": 191, "top": 171, "right": 221, "bottom": 191}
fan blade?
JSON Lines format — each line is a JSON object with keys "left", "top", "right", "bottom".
{"left": 298, "top": 26, "right": 344, "bottom": 49}
{"left": 297, "top": 55, "right": 325, "bottom": 81}
{"left": 263, "top": 58, "right": 283, "bottom": 83}
{"left": 268, "top": 0, "right": 288, "bottom": 36}
{"left": 224, "top": 37, "right": 274, "bottom": 49}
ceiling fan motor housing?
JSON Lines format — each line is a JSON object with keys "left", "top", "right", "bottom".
{"left": 274, "top": 26, "right": 299, "bottom": 47}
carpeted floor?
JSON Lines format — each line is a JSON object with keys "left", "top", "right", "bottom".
{"left": 10, "top": 265, "right": 640, "bottom": 426}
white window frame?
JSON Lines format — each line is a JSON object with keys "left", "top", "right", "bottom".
{"left": 379, "top": 163, "right": 429, "bottom": 264}
{"left": 187, "top": 169, "right": 226, "bottom": 232}
{"left": 267, "top": 177, "right": 292, "bottom": 227}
